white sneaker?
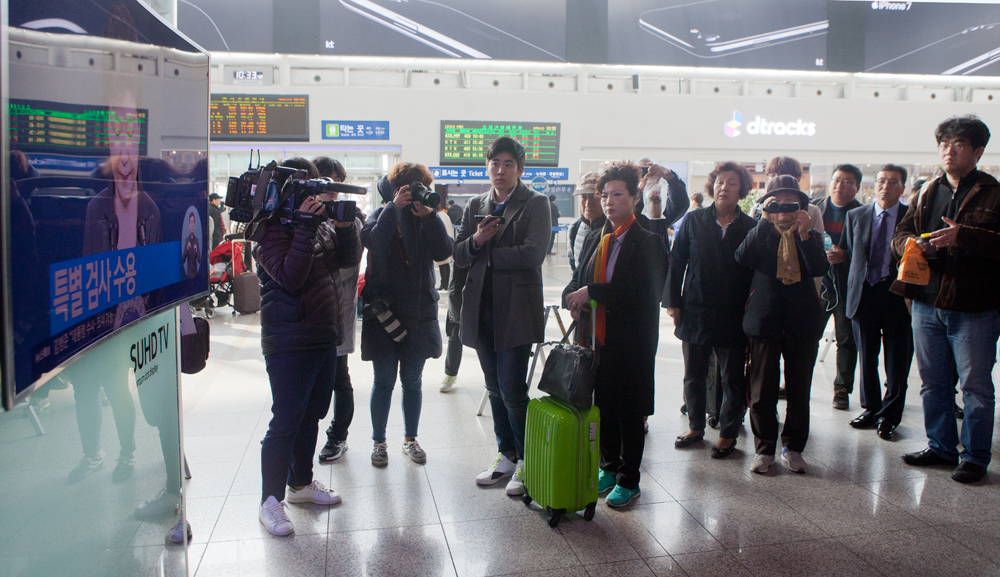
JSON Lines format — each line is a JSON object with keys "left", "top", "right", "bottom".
{"left": 750, "top": 454, "right": 775, "bottom": 475}
{"left": 440, "top": 375, "right": 457, "bottom": 393}
{"left": 476, "top": 452, "right": 516, "bottom": 485}
{"left": 259, "top": 496, "right": 294, "bottom": 536}
{"left": 134, "top": 489, "right": 181, "bottom": 518}
{"left": 781, "top": 448, "right": 808, "bottom": 474}
{"left": 371, "top": 441, "right": 389, "bottom": 467}
{"left": 402, "top": 440, "right": 427, "bottom": 464}
{"left": 286, "top": 479, "right": 342, "bottom": 505}
{"left": 505, "top": 460, "right": 525, "bottom": 496}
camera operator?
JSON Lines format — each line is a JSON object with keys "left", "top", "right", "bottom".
{"left": 361, "top": 163, "right": 454, "bottom": 467}
{"left": 253, "top": 157, "right": 361, "bottom": 536}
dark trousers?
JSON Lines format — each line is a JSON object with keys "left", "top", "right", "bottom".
{"left": 823, "top": 296, "right": 858, "bottom": 393}
{"left": 600, "top": 416, "right": 646, "bottom": 490}
{"left": 438, "top": 263, "right": 450, "bottom": 290}
{"left": 261, "top": 348, "right": 337, "bottom": 503}
{"left": 445, "top": 265, "right": 469, "bottom": 377}
{"left": 326, "top": 354, "right": 355, "bottom": 442}
{"left": 747, "top": 335, "right": 818, "bottom": 455}
{"left": 477, "top": 293, "right": 531, "bottom": 462}
{"left": 682, "top": 342, "right": 747, "bottom": 439}
{"left": 852, "top": 280, "right": 913, "bottom": 427}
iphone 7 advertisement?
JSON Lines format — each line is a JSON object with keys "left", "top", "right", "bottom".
{"left": 609, "top": 0, "right": 830, "bottom": 70}
{"left": 176, "top": 1, "right": 1000, "bottom": 75}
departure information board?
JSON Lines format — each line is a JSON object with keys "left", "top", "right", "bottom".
{"left": 9, "top": 99, "right": 148, "bottom": 156}
{"left": 210, "top": 94, "right": 309, "bottom": 141}
{"left": 441, "top": 121, "right": 560, "bottom": 167}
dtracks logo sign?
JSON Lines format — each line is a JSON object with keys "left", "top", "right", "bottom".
{"left": 726, "top": 111, "right": 817, "bottom": 138}
{"left": 725, "top": 112, "right": 742, "bottom": 138}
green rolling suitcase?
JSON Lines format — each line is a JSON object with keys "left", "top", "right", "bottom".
{"left": 522, "top": 395, "right": 600, "bottom": 527}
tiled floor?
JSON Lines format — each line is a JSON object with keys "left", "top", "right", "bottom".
{"left": 181, "top": 254, "right": 1000, "bottom": 577}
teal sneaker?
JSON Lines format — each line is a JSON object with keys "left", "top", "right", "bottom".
{"left": 598, "top": 470, "right": 617, "bottom": 494}
{"left": 605, "top": 484, "right": 641, "bottom": 508}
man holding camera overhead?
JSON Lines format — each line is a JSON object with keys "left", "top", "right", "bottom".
{"left": 454, "top": 137, "right": 551, "bottom": 496}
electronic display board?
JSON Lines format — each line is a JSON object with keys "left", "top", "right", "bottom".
{"left": 441, "top": 121, "right": 560, "bottom": 167}
{"left": 9, "top": 99, "right": 149, "bottom": 156}
{"left": 210, "top": 94, "right": 309, "bottom": 141}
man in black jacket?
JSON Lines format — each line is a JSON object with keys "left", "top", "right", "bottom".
{"left": 208, "top": 193, "right": 225, "bottom": 249}
{"left": 566, "top": 171, "right": 605, "bottom": 272}
{"left": 839, "top": 164, "right": 912, "bottom": 441}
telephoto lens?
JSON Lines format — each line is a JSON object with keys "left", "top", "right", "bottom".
{"left": 409, "top": 181, "right": 441, "bottom": 209}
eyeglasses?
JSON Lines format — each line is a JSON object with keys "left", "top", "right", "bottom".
{"left": 830, "top": 178, "right": 857, "bottom": 188}
{"left": 875, "top": 178, "right": 902, "bottom": 187}
{"left": 937, "top": 141, "right": 971, "bottom": 153}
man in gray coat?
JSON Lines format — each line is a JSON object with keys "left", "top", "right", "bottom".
{"left": 454, "top": 137, "right": 550, "bottom": 496}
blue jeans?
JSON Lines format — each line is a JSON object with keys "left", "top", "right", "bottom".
{"left": 912, "top": 300, "right": 1000, "bottom": 467}
{"left": 370, "top": 355, "right": 426, "bottom": 442}
{"left": 261, "top": 348, "right": 338, "bottom": 503}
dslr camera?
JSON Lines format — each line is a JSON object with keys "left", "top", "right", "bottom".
{"left": 409, "top": 181, "right": 440, "bottom": 209}
{"left": 224, "top": 154, "right": 366, "bottom": 226}
{"left": 763, "top": 202, "right": 801, "bottom": 214}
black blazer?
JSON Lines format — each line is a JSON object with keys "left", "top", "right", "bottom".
{"left": 735, "top": 219, "right": 829, "bottom": 341}
{"left": 663, "top": 205, "right": 755, "bottom": 349}
{"left": 563, "top": 223, "right": 665, "bottom": 418}
{"left": 839, "top": 202, "right": 907, "bottom": 319}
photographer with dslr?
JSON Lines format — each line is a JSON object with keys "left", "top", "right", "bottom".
{"left": 254, "top": 157, "right": 361, "bottom": 536}
{"left": 361, "top": 163, "right": 453, "bottom": 467}
{"left": 735, "top": 175, "right": 829, "bottom": 476}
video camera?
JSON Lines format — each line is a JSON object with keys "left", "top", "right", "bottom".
{"left": 224, "top": 153, "right": 367, "bottom": 226}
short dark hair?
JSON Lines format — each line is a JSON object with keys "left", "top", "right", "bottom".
{"left": 280, "top": 157, "right": 320, "bottom": 179}
{"left": 597, "top": 164, "right": 641, "bottom": 198}
{"left": 877, "top": 164, "right": 908, "bottom": 184}
{"left": 312, "top": 156, "right": 346, "bottom": 180}
{"left": 388, "top": 162, "right": 433, "bottom": 188}
{"left": 765, "top": 156, "right": 803, "bottom": 179}
{"left": 448, "top": 199, "right": 455, "bottom": 205}
{"left": 935, "top": 115, "right": 990, "bottom": 150}
{"left": 706, "top": 161, "right": 753, "bottom": 199}
{"left": 549, "top": 194, "right": 556, "bottom": 201}
{"left": 833, "top": 164, "right": 863, "bottom": 187}
{"left": 485, "top": 137, "right": 525, "bottom": 169}
{"left": 189, "top": 213, "right": 195, "bottom": 220}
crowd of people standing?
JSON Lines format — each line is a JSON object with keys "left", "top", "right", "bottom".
{"left": 250, "top": 114, "right": 1000, "bottom": 536}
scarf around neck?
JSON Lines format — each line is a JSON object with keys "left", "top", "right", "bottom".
{"left": 774, "top": 221, "right": 801, "bottom": 285}
{"left": 590, "top": 213, "right": 636, "bottom": 345}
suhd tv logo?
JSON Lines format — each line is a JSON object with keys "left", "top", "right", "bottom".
{"left": 725, "top": 112, "right": 742, "bottom": 138}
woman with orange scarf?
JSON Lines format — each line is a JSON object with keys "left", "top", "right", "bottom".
{"left": 563, "top": 164, "right": 666, "bottom": 508}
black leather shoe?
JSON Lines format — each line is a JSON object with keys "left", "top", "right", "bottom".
{"left": 711, "top": 438, "right": 737, "bottom": 459}
{"left": 955, "top": 404, "right": 965, "bottom": 419}
{"left": 876, "top": 418, "right": 896, "bottom": 440}
{"left": 902, "top": 448, "right": 959, "bottom": 467}
{"left": 674, "top": 431, "right": 705, "bottom": 448}
{"left": 952, "top": 461, "right": 987, "bottom": 484}
{"left": 850, "top": 413, "right": 875, "bottom": 429}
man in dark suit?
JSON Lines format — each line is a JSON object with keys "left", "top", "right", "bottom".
{"left": 839, "top": 164, "right": 913, "bottom": 440}
{"left": 454, "top": 137, "right": 550, "bottom": 496}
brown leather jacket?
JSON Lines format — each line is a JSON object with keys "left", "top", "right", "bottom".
{"left": 253, "top": 218, "right": 361, "bottom": 356}
{"left": 891, "top": 171, "right": 1000, "bottom": 312}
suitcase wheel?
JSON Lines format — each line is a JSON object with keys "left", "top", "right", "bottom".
{"left": 708, "top": 416, "right": 720, "bottom": 429}
{"left": 521, "top": 494, "right": 532, "bottom": 506}
{"left": 584, "top": 502, "right": 596, "bottom": 521}
{"left": 548, "top": 512, "right": 561, "bottom": 528}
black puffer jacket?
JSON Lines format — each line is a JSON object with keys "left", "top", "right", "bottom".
{"left": 360, "top": 177, "right": 454, "bottom": 361}
{"left": 254, "top": 217, "right": 361, "bottom": 356}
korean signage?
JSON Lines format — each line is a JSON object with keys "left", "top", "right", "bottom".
{"left": 430, "top": 167, "right": 568, "bottom": 181}
{"left": 322, "top": 120, "right": 390, "bottom": 140}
